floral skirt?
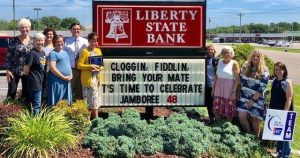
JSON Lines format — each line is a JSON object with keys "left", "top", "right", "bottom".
{"left": 212, "top": 78, "right": 236, "bottom": 118}
{"left": 83, "top": 86, "right": 101, "bottom": 110}
{"left": 213, "top": 97, "right": 236, "bottom": 118}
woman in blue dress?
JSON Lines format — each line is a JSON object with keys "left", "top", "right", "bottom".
{"left": 237, "top": 50, "right": 269, "bottom": 137}
{"left": 47, "top": 35, "right": 72, "bottom": 107}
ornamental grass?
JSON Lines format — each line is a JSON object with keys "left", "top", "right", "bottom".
{"left": 2, "top": 109, "right": 78, "bottom": 158}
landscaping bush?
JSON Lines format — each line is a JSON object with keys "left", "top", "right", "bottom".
{"left": 233, "top": 44, "right": 275, "bottom": 77}
{"left": 209, "top": 121, "right": 270, "bottom": 158}
{"left": 2, "top": 109, "right": 78, "bottom": 158}
{"left": 169, "top": 107, "right": 209, "bottom": 122}
{"left": 83, "top": 108, "right": 270, "bottom": 158}
{"left": 54, "top": 100, "right": 90, "bottom": 132}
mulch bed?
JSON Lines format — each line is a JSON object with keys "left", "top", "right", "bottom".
{"left": 50, "top": 146, "right": 94, "bottom": 158}
{"left": 135, "top": 152, "right": 185, "bottom": 158}
{"left": 0, "top": 104, "right": 22, "bottom": 133}
{"left": 0, "top": 104, "right": 23, "bottom": 158}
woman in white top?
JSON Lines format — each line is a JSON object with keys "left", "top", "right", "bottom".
{"left": 42, "top": 28, "right": 57, "bottom": 100}
{"left": 212, "top": 46, "right": 240, "bottom": 122}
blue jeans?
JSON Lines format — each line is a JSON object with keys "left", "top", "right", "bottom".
{"left": 277, "top": 141, "right": 291, "bottom": 158}
{"left": 29, "top": 90, "right": 42, "bottom": 116}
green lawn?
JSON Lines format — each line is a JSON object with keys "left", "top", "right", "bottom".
{"left": 292, "top": 84, "right": 300, "bottom": 150}
{"left": 254, "top": 46, "right": 300, "bottom": 54}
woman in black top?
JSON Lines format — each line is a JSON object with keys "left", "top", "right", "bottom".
{"left": 5, "top": 18, "right": 34, "bottom": 102}
{"left": 270, "top": 62, "right": 293, "bottom": 158}
{"left": 24, "top": 33, "right": 47, "bottom": 115}
{"left": 206, "top": 44, "right": 219, "bottom": 123}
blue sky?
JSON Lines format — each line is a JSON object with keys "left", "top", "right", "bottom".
{"left": 0, "top": 0, "right": 300, "bottom": 28}
{"left": 207, "top": 0, "right": 300, "bottom": 28}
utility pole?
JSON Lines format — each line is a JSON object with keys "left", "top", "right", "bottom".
{"left": 291, "top": 24, "right": 294, "bottom": 47}
{"left": 232, "top": 25, "right": 234, "bottom": 44}
{"left": 33, "top": 8, "right": 42, "bottom": 30}
{"left": 13, "top": 0, "right": 16, "bottom": 36}
{"left": 238, "top": 13, "right": 244, "bottom": 43}
{"left": 208, "top": 17, "right": 211, "bottom": 41}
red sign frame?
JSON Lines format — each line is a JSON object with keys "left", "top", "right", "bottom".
{"left": 95, "top": 5, "right": 204, "bottom": 48}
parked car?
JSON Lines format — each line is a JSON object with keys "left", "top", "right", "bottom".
{"left": 275, "top": 41, "right": 290, "bottom": 47}
{"left": 0, "top": 36, "right": 13, "bottom": 68}
{"left": 262, "top": 39, "right": 269, "bottom": 45}
{"left": 267, "top": 40, "right": 276, "bottom": 47}
{"left": 212, "top": 37, "right": 224, "bottom": 43}
{"left": 235, "top": 39, "right": 242, "bottom": 43}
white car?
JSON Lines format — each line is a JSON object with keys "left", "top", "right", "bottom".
{"left": 267, "top": 40, "right": 275, "bottom": 46}
{"left": 276, "top": 41, "right": 290, "bottom": 47}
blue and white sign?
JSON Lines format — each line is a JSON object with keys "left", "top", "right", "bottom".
{"left": 262, "top": 109, "right": 297, "bottom": 141}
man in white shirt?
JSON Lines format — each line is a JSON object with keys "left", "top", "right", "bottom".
{"left": 64, "top": 23, "right": 88, "bottom": 100}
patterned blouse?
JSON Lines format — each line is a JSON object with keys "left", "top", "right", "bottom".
{"left": 5, "top": 36, "right": 34, "bottom": 76}
{"left": 238, "top": 65, "right": 269, "bottom": 120}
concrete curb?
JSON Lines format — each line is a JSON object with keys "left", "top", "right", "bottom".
{"left": 0, "top": 70, "right": 5, "bottom": 76}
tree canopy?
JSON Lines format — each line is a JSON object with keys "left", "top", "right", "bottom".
{"left": 0, "top": 16, "right": 82, "bottom": 31}
{"left": 208, "top": 22, "right": 300, "bottom": 34}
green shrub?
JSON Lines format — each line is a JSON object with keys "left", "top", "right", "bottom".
{"left": 116, "top": 136, "right": 136, "bottom": 158}
{"left": 3, "top": 109, "right": 78, "bottom": 158}
{"left": 210, "top": 121, "right": 270, "bottom": 158}
{"left": 135, "top": 136, "right": 163, "bottom": 156}
{"left": 169, "top": 107, "right": 208, "bottom": 118}
{"left": 54, "top": 100, "right": 90, "bottom": 132}
{"left": 84, "top": 135, "right": 118, "bottom": 157}
{"left": 84, "top": 109, "right": 271, "bottom": 158}
{"left": 233, "top": 44, "right": 255, "bottom": 67}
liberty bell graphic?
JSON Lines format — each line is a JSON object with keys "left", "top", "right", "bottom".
{"left": 105, "top": 10, "right": 129, "bottom": 42}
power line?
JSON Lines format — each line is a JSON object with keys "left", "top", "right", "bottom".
{"left": 0, "top": 5, "right": 91, "bottom": 8}
{"left": 208, "top": 12, "right": 300, "bottom": 14}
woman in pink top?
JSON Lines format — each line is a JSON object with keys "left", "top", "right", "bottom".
{"left": 212, "top": 46, "right": 240, "bottom": 122}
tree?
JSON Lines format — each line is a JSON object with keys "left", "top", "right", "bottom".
{"left": 40, "top": 16, "right": 61, "bottom": 29}
{"left": 28, "top": 18, "right": 45, "bottom": 30}
{"left": 7, "top": 19, "right": 18, "bottom": 30}
{"left": 292, "top": 22, "right": 300, "bottom": 31}
{"left": 0, "top": 19, "right": 9, "bottom": 30}
{"left": 60, "top": 17, "right": 80, "bottom": 30}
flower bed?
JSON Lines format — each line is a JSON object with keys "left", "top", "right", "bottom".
{"left": 0, "top": 103, "right": 274, "bottom": 158}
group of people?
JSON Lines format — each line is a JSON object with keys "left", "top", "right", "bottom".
{"left": 4, "top": 18, "right": 294, "bottom": 157}
{"left": 5, "top": 18, "right": 102, "bottom": 120}
{"left": 206, "top": 44, "right": 294, "bottom": 158}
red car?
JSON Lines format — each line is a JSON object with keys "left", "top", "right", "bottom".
{"left": 0, "top": 36, "right": 13, "bottom": 68}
